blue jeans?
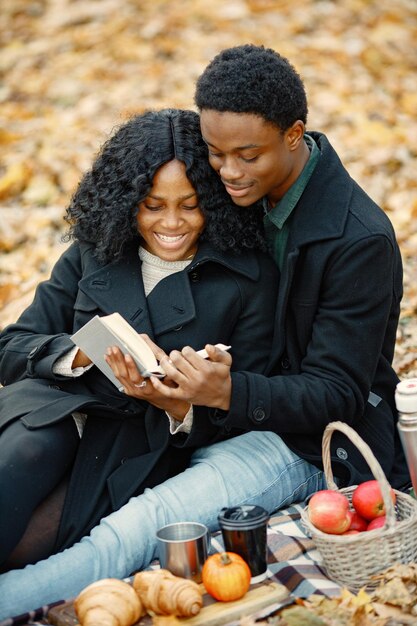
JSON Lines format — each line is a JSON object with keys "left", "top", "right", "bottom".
{"left": 0, "top": 431, "right": 326, "bottom": 620}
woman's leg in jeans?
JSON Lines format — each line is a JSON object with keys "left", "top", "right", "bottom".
{"left": 0, "top": 417, "right": 79, "bottom": 565}
{"left": 0, "top": 431, "right": 326, "bottom": 620}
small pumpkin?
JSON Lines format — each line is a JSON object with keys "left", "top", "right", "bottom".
{"left": 202, "top": 552, "right": 251, "bottom": 602}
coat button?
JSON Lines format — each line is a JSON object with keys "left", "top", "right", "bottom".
{"left": 28, "top": 347, "right": 38, "bottom": 358}
{"left": 190, "top": 272, "right": 199, "bottom": 282}
{"left": 49, "top": 384, "right": 61, "bottom": 390}
{"left": 281, "top": 357, "right": 290, "bottom": 370}
{"left": 173, "top": 326, "right": 183, "bottom": 331}
{"left": 252, "top": 407, "right": 266, "bottom": 422}
{"left": 336, "top": 447, "right": 348, "bottom": 460}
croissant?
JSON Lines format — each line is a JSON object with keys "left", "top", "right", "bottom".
{"left": 133, "top": 569, "right": 203, "bottom": 617}
{"left": 74, "top": 578, "right": 143, "bottom": 626}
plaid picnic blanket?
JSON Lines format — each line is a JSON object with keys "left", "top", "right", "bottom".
{"left": 1, "top": 503, "right": 342, "bottom": 626}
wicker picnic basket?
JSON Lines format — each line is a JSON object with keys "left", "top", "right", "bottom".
{"left": 301, "top": 421, "right": 417, "bottom": 592}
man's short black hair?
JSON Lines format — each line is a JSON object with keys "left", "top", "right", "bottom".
{"left": 195, "top": 44, "right": 308, "bottom": 130}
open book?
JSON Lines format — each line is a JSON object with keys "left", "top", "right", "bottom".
{"left": 71, "top": 312, "right": 231, "bottom": 389}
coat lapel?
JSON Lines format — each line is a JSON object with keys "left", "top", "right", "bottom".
{"left": 147, "top": 241, "right": 261, "bottom": 335}
{"left": 78, "top": 249, "right": 197, "bottom": 337}
{"left": 78, "top": 242, "right": 155, "bottom": 337}
{"left": 146, "top": 270, "right": 196, "bottom": 335}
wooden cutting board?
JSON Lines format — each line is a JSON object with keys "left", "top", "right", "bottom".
{"left": 47, "top": 580, "right": 290, "bottom": 626}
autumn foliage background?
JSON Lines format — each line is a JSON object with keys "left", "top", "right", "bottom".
{"left": 1, "top": 0, "right": 416, "bottom": 377}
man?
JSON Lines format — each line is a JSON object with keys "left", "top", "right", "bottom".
{"left": 153, "top": 44, "right": 409, "bottom": 490}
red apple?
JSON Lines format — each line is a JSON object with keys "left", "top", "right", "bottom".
{"left": 367, "top": 515, "right": 387, "bottom": 531}
{"left": 308, "top": 490, "right": 351, "bottom": 534}
{"left": 348, "top": 510, "right": 368, "bottom": 532}
{"left": 352, "top": 480, "right": 396, "bottom": 521}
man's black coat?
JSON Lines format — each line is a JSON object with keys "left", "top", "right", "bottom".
{"left": 213, "top": 132, "right": 410, "bottom": 489}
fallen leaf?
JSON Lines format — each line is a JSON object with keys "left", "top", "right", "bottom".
{"left": 0, "top": 162, "right": 32, "bottom": 200}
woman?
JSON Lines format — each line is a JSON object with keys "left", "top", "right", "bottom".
{"left": 0, "top": 109, "right": 278, "bottom": 566}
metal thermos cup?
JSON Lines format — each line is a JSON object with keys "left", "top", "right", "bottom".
{"left": 395, "top": 378, "right": 417, "bottom": 496}
{"left": 156, "top": 522, "right": 209, "bottom": 582}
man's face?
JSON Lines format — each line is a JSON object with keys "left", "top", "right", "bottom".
{"left": 200, "top": 110, "right": 303, "bottom": 207}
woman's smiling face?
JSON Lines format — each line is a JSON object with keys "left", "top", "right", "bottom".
{"left": 137, "top": 159, "right": 205, "bottom": 262}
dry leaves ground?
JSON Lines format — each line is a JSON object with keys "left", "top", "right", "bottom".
{"left": 1, "top": 0, "right": 416, "bottom": 376}
{"left": 241, "top": 564, "right": 417, "bottom": 624}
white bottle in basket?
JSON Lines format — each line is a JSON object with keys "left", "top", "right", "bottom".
{"left": 396, "top": 378, "right": 417, "bottom": 496}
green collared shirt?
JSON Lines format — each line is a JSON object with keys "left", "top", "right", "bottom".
{"left": 263, "top": 134, "right": 320, "bottom": 271}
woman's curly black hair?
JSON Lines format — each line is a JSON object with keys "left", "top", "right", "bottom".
{"left": 195, "top": 44, "right": 308, "bottom": 130}
{"left": 64, "top": 109, "right": 266, "bottom": 264}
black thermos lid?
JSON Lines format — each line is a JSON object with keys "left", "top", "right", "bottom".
{"left": 218, "top": 505, "right": 269, "bottom": 530}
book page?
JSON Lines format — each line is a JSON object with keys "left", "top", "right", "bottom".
{"left": 101, "top": 312, "right": 163, "bottom": 374}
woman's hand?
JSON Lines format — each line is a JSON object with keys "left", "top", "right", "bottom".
{"left": 150, "top": 345, "right": 233, "bottom": 410}
{"left": 71, "top": 349, "right": 92, "bottom": 369}
{"left": 105, "top": 346, "right": 191, "bottom": 421}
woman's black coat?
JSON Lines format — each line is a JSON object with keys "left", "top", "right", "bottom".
{"left": 0, "top": 239, "right": 279, "bottom": 547}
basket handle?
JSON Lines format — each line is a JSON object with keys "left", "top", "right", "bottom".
{"left": 322, "top": 421, "right": 397, "bottom": 527}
